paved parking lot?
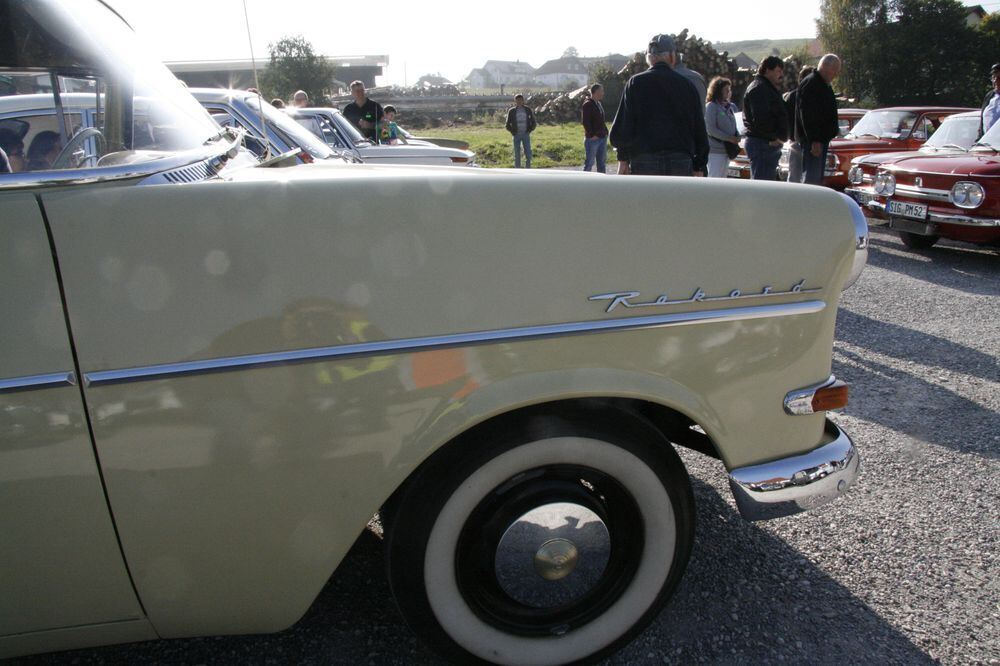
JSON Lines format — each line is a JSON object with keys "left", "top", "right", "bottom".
{"left": 16, "top": 227, "right": 998, "bottom": 665}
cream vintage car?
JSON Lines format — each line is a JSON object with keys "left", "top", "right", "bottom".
{"left": 0, "top": 2, "right": 867, "bottom": 664}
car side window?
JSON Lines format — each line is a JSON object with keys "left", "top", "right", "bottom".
{"left": 205, "top": 106, "right": 267, "bottom": 158}
{"left": 0, "top": 74, "right": 93, "bottom": 173}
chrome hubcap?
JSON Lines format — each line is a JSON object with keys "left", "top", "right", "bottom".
{"left": 534, "top": 538, "right": 578, "bottom": 581}
{"left": 494, "top": 502, "right": 611, "bottom": 609}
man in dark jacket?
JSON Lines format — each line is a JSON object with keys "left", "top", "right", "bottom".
{"left": 796, "top": 54, "right": 841, "bottom": 185}
{"left": 581, "top": 83, "right": 609, "bottom": 172}
{"left": 742, "top": 56, "right": 788, "bottom": 180}
{"left": 981, "top": 63, "right": 1000, "bottom": 135}
{"left": 504, "top": 94, "right": 537, "bottom": 168}
{"left": 610, "top": 33, "right": 709, "bottom": 176}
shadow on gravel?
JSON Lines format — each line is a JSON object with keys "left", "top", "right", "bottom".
{"left": 609, "top": 476, "right": 932, "bottom": 664}
{"left": 836, "top": 308, "right": 999, "bottom": 384}
{"left": 833, "top": 347, "right": 999, "bottom": 460}
{"left": 21, "top": 477, "right": 931, "bottom": 665}
{"left": 866, "top": 229, "right": 999, "bottom": 296}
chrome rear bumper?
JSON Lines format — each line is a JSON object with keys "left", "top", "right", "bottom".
{"left": 728, "top": 419, "right": 859, "bottom": 521}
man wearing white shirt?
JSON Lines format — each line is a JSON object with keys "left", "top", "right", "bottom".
{"left": 981, "top": 64, "right": 1000, "bottom": 135}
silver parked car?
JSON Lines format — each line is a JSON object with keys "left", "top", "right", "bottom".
{"left": 287, "top": 106, "right": 477, "bottom": 166}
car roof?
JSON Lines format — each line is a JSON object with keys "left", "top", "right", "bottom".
{"left": 188, "top": 87, "right": 251, "bottom": 103}
{"left": 868, "top": 106, "right": 975, "bottom": 112}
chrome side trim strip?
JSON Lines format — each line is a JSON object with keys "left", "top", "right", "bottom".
{"left": 85, "top": 300, "right": 826, "bottom": 387}
{"left": 0, "top": 371, "right": 77, "bottom": 394}
{"left": 729, "top": 419, "right": 859, "bottom": 521}
{"left": 893, "top": 185, "right": 950, "bottom": 202}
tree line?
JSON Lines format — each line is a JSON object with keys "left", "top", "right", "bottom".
{"left": 818, "top": 0, "right": 999, "bottom": 107}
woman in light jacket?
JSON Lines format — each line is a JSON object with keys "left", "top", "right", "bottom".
{"left": 704, "top": 77, "right": 741, "bottom": 179}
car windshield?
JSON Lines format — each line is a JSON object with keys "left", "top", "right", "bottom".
{"left": 330, "top": 111, "right": 370, "bottom": 146}
{"left": 244, "top": 96, "right": 335, "bottom": 160}
{"left": 0, "top": 0, "right": 222, "bottom": 177}
{"left": 923, "top": 115, "right": 979, "bottom": 151}
{"left": 972, "top": 115, "right": 1000, "bottom": 151}
{"left": 846, "top": 110, "right": 918, "bottom": 140}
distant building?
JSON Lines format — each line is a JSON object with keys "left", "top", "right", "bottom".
{"left": 533, "top": 56, "right": 590, "bottom": 88}
{"left": 965, "top": 4, "right": 987, "bottom": 27}
{"left": 732, "top": 52, "right": 759, "bottom": 70}
{"left": 166, "top": 55, "right": 388, "bottom": 90}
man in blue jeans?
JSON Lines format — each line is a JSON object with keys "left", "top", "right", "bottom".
{"left": 796, "top": 54, "right": 842, "bottom": 185}
{"left": 504, "top": 94, "right": 536, "bottom": 168}
{"left": 742, "top": 56, "right": 788, "bottom": 180}
{"left": 581, "top": 84, "right": 608, "bottom": 172}
{"left": 609, "top": 34, "right": 708, "bottom": 177}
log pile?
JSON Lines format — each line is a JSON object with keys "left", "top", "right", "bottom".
{"left": 527, "top": 30, "right": 807, "bottom": 123}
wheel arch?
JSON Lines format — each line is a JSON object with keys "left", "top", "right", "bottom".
{"left": 381, "top": 395, "right": 719, "bottom": 527}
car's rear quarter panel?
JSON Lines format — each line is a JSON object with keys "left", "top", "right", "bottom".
{"left": 41, "top": 167, "right": 856, "bottom": 636}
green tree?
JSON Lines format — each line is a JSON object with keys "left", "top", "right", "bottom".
{"left": 816, "top": 0, "right": 890, "bottom": 100}
{"left": 880, "top": 0, "right": 984, "bottom": 105}
{"left": 818, "top": 0, "right": 986, "bottom": 106}
{"left": 562, "top": 46, "right": 579, "bottom": 58}
{"left": 589, "top": 62, "right": 623, "bottom": 115}
{"left": 259, "top": 35, "right": 335, "bottom": 105}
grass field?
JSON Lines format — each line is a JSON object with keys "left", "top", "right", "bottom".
{"left": 415, "top": 122, "right": 593, "bottom": 169}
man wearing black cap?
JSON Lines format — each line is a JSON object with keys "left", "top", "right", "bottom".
{"left": 981, "top": 63, "right": 1000, "bottom": 135}
{"left": 609, "top": 34, "right": 709, "bottom": 177}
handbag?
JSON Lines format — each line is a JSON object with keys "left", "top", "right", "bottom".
{"left": 725, "top": 139, "right": 741, "bottom": 160}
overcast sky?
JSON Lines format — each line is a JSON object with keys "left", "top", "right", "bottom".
{"left": 110, "top": 0, "right": 990, "bottom": 86}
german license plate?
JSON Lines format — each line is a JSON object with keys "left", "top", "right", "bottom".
{"left": 726, "top": 167, "right": 741, "bottom": 178}
{"left": 886, "top": 199, "right": 927, "bottom": 220}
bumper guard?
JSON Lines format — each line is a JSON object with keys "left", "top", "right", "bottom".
{"left": 728, "top": 419, "right": 859, "bottom": 521}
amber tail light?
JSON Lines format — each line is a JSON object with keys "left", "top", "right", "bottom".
{"left": 812, "top": 383, "right": 849, "bottom": 412}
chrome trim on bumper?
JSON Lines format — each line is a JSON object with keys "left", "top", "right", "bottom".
{"left": 784, "top": 375, "right": 844, "bottom": 415}
{"left": 867, "top": 200, "right": 1000, "bottom": 228}
{"left": 729, "top": 420, "right": 859, "bottom": 521}
{"left": 85, "top": 300, "right": 826, "bottom": 387}
{"left": 927, "top": 211, "right": 1000, "bottom": 227}
{"left": 0, "top": 372, "right": 77, "bottom": 394}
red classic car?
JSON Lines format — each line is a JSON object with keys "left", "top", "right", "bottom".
{"left": 844, "top": 110, "right": 981, "bottom": 212}
{"left": 867, "top": 118, "right": 1000, "bottom": 249}
{"left": 822, "top": 107, "right": 974, "bottom": 190}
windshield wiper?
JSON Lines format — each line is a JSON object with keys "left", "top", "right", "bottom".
{"left": 970, "top": 141, "right": 998, "bottom": 150}
{"left": 938, "top": 143, "right": 966, "bottom": 151}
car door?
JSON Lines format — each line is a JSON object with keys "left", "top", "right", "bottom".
{"left": 0, "top": 193, "right": 143, "bottom": 638}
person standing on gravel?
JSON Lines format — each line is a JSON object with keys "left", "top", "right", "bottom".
{"left": 783, "top": 65, "right": 814, "bottom": 183}
{"left": 796, "top": 54, "right": 841, "bottom": 185}
{"left": 581, "top": 84, "right": 609, "bottom": 172}
{"left": 609, "top": 34, "right": 708, "bottom": 177}
{"left": 505, "top": 94, "right": 536, "bottom": 168}
{"left": 742, "top": 56, "right": 788, "bottom": 180}
{"left": 704, "top": 76, "right": 740, "bottom": 178}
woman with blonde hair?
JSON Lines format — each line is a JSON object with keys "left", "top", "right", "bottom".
{"left": 704, "top": 76, "right": 741, "bottom": 178}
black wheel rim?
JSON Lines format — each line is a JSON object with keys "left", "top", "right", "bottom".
{"left": 454, "top": 464, "right": 644, "bottom": 637}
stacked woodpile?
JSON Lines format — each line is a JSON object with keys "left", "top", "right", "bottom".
{"left": 527, "top": 30, "right": 807, "bottom": 123}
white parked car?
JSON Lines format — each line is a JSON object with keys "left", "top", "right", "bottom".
{"left": 288, "top": 107, "right": 477, "bottom": 166}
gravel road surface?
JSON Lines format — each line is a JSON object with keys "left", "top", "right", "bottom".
{"left": 15, "top": 227, "right": 998, "bottom": 666}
